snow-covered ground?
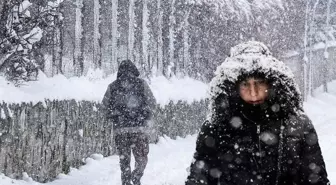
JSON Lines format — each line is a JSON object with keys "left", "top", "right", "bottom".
{"left": 1, "top": 88, "right": 336, "bottom": 185}
{"left": 0, "top": 75, "right": 336, "bottom": 185}
{"left": 1, "top": 135, "right": 197, "bottom": 185}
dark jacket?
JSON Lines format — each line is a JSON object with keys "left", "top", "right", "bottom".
{"left": 102, "top": 60, "right": 156, "bottom": 129}
{"left": 186, "top": 42, "right": 329, "bottom": 185}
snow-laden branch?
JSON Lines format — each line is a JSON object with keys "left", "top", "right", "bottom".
{"left": 0, "top": 0, "right": 62, "bottom": 83}
{"left": 185, "top": 0, "right": 283, "bottom": 21}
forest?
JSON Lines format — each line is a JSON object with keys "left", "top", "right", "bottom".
{"left": 0, "top": 0, "right": 324, "bottom": 82}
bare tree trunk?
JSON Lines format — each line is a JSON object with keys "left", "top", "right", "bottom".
{"left": 52, "top": 22, "right": 57, "bottom": 76}
{"left": 128, "top": 0, "right": 135, "bottom": 61}
{"left": 80, "top": 7, "right": 85, "bottom": 76}
{"left": 195, "top": 40, "right": 201, "bottom": 80}
{"left": 111, "top": 0, "right": 118, "bottom": 73}
{"left": 182, "top": 9, "right": 190, "bottom": 77}
{"left": 156, "top": 0, "right": 163, "bottom": 76}
{"left": 93, "top": 0, "right": 101, "bottom": 69}
{"left": 52, "top": 5, "right": 63, "bottom": 77}
{"left": 308, "top": 0, "right": 319, "bottom": 96}
{"left": 303, "top": 0, "right": 310, "bottom": 100}
{"left": 168, "top": 0, "right": 175, "bottom": 77}
{"left": 323, "top": 0, "right": 332, "bottom": 93}
{"left": 142, "top": 0, "right": 149, "bottom": 76}
{"left": 59, "top": 3, "right": 64, "bottom": 74}
{"left": 74, "top": 0, "right": 84, "bottom": 76}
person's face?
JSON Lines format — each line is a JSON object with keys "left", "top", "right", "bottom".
{"left": 239, "top": 77, "right": 269, "bottom": 105}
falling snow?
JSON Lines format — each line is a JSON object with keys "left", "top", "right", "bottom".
{"left": 1, "top": 0, "right": 336, "bottom": 185}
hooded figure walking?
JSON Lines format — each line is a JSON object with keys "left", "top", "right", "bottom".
{"left": 102, "top": 60, "right": 156, "bottom": 185}
{"left": 186, "top": 42, "right": 330, "bottom": 185}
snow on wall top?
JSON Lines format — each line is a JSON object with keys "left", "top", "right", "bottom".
{"left": 0, "top": 71, "right": 208, "bottom": 105}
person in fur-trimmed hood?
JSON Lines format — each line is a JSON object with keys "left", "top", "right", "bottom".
{"left": 186, "top": 41, "right": 329, "bottom": 185}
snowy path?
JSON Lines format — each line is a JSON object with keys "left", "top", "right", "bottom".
{"left": 46, "top": 136, "right": 196, "bottom": 185}
{"left": 0, "top": 136, "right": 196, "bottom": 185}
{"left": 1, "top": 93, "right": 336, "bottom": 185}
{"left": 304, "top": 93, "right": 336, "bottom": 185}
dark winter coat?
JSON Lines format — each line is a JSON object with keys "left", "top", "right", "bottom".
{"left": 186, "top": 42, "right": 329, "bottom": 185}
{"left": 102, "top": 60, "right": 156, "bottom": 130}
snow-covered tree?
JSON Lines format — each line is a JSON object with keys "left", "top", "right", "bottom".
{"left": 3, "top": 0, "right": 295, "bottom": 81}
{"left": 0, "top": 0, "right": 63, "bottom": 84}
{"left": 303, "top": 0, "right": 336, "bottom": 97}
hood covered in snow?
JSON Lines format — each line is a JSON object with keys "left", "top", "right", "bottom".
{"left": 208, "top": 41, "right": 303, "bottom": 122}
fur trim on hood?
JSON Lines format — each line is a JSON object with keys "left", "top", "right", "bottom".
{"left": 208, "top": 41, "right": 303, "bottom": 123}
